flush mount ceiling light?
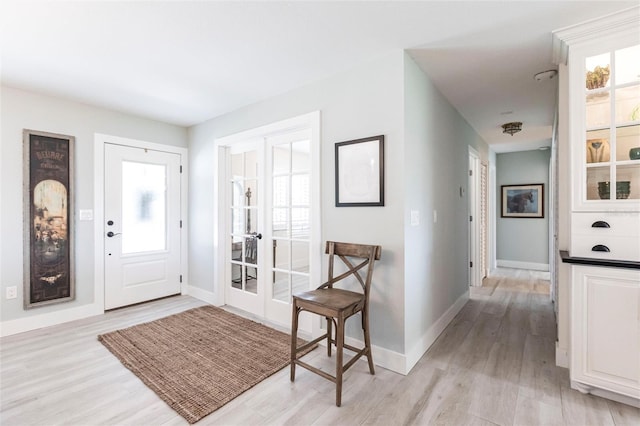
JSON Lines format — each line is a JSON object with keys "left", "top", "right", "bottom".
{"left": 502, "top": 121, "right": 522, "bottom": 136}
{"left": 534, "top": 69, "right": 558, "bottom": 81}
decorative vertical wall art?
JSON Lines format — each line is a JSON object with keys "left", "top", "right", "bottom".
{"left": 23, "top": 129, "right": 75, "bottom": 308}
{"left": 335, "top": 135, "right": 384, "bottom": 207}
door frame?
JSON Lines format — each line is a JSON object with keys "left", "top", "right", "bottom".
{"left": 468, "top": 146, "right": 482, "bottom": 287}
{"left": 212, "top": 112, "right": 321, "bottom": 331}
{"left": 94, "top": 133, "right": 188, "bottom": 311}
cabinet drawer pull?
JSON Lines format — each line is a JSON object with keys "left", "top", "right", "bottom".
{"left": 591, "top": 221, "right": 610, "bottom": 228}
{"left": 591, "top": 244, "right": 610, "bottom": 252}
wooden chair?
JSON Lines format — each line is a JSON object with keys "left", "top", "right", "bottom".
{"left": 290, "top": 241, "right": 382, "bottom": 406}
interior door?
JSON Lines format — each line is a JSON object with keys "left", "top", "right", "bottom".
{"left": 224, "top": 129, "right": 314, "bottom": 331}
{"left": 265, "top": 130, "right": 312, "bottom": 330}
{"left": 226, "top": 144, "right": 264, "bottom": 316}
{"left": 104, "top": 143, "right": 182, "bottom": 310}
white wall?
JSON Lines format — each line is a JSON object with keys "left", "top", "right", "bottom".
{"left": 403, "top": 54, "right": 489, "bottom": 370}
{"left": 189, "top": 50, "right": 407, "bottom": 354}
{"left": 496, "top": 149, "right": 551, "bottom": 269}
{"left": 0, "top": 86, "right": 187, "bottom": 328}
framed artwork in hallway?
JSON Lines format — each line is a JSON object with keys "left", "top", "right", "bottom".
{"left": 501, "top": 183, "right": 544, "bottom": 218}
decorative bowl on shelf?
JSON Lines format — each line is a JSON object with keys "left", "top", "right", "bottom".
{"left": 586, "top": 65, "right": 610, "bottom": 90}
{"left": 597, "top": 181, "right": 631, "bottom": 200}
{"left": 630, "top": 147, "right": 640, "bottom": 160}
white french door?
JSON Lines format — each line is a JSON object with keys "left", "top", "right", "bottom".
{"left": 265, "top": 131, "right": 312, "bottom": 328}
{"left": 221, "top": 120, "right": 318, "bottom": 332}
{"left": 226, "top": 143, "right": 264, "bottom": 315}
{"left": 104, "top": 143, "right": 182, "bottom": 309}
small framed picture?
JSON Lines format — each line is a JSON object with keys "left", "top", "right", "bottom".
{"left": 501, "top": 183, "right": 544, "bottom": 218}
{"left": 335, "top": 135, "right": 384, "bottom": 207}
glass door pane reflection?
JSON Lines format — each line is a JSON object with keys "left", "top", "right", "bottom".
{"left": 121, "top": 161, "right": 167, "bottom": 254}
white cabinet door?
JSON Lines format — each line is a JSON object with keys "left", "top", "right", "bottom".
{"left": 571, "top": 265, "right": 640, "bottom": 399}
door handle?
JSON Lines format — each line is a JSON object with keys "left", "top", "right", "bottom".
{"left": 106, "top": 231, "right": 122, "bottom": 238}
{"left": 255, "top": 233, "right": 262, "bottom": 240}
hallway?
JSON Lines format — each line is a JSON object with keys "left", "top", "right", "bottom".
{"left": 1, "top": 270, "right": 638, "bottom": 425}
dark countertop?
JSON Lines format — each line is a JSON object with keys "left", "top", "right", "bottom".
{"left": 560, "top": 250, "right": 640, "bottom": 270}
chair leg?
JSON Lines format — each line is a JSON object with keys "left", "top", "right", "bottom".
{"left": 326, "top": 317, "right": 332, "bottom": 357}
{"left": 362, "top": 307, "right": 375, "bottom": 375}
{"left": 335, "top": 315, "right": 344, "bottom": 407}
{"left": 290, "top": 302, "right": 299, "bottom": 382}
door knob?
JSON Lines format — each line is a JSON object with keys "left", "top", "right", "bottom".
{"left": 255, "top": 233, "right": 262, "bottom": 240}
{"left": 106, "top": 231, "right": 122, "bottom": 238}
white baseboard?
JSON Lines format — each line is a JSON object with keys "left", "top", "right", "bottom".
{"left": 571, "top": 380, "right": 640, "bottom": 408}
{"left": 318, "top": 290, "right": 469, "bottom": 375}
{"left": 556, "top": 342, "right": 569, "bottom": 368}
{"left": 497, "top": 259, "right": 550, "bottom": 272}
{"left": 405, "top": 290, "right": 470, "bottom": 374}
{"left": 317, "top": 335, "right": 406, "bottom": 375}
{"left": 0, "top": 303, "right": 103, "bottom": 337}
{"left": 186, "top": 285, "right": 218, "bottom": 305}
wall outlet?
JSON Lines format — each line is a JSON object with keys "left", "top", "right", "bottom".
{"left": 6, "top": 286, "right": 17, "bottom": 299}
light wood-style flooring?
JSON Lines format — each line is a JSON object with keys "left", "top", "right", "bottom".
{"left": 1, "top": 269, "right": 638, "bottom": 425}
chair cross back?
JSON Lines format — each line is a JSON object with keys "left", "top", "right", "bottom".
{"left": 290, "top": 240, "right": 382, "bottom": 407}
{"left": 321, "top": 242, "right": 381, "bottom": 293}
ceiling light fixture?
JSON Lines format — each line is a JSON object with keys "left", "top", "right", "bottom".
{"left": 534, "top": 70, "right": 558, "bottom": 81}
{"left": 502, "top": 122, "right": 522, "bottom": 136}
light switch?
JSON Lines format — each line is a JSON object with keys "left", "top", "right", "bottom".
{"left": 433, "top": 210, "right": 438, "bottom": 223}
{"left": 79, "top": 209, "right": 93, "bottom": 221}
{"left": 410, "top": 210, "right": 420, "bottom": 226}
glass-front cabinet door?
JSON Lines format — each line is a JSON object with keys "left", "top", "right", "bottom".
{"left": 581, "top": 43, "right": 640, "bottom": 207}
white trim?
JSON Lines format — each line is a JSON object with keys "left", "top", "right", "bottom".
{"left": 186, "top": 285, "right": 218, "bottom": 306}
{"left": 552, "top": 6, "right": 640, "bottom": 64}
{"left": 556, "top": 341, "right": 569, "bottom": 368}
{"left": 94, "top": 134, "right": 188, "bottom": 313}
{"left": 405, "top": 290, "right": 470, "bottom": 374}
{"left": 497, "top": 259, "right": 550, "bottom": 272}
{"left": 316, "top": 334, "right": 407, "bottom": 375}
{"left": 318, "top": 290, "right": 469, "bottom": 375}
{"left": 570, "top": 381, "right": 640, "bottom": 408}
{"left": 0, "top": 303, "right": 102, "bottom": 337}
{"left": 468, "top": 146, "right": 481, "bottom": 287}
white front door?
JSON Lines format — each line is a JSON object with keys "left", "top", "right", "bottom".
{"left": 104, "top": 143, "right": 182, "bottom": 309}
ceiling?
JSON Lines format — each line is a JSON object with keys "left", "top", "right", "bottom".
{"left": 1, "top": 1, "right": 636, "bottom": 152}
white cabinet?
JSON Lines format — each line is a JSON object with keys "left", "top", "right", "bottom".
{"left": 567, "top": 33, "right": 640, "bottom": 213}
{"left": 556, "top": 6, "right": 640, "bottom": 406}
{"left": 571, "top": 266, "right": 640, "bottom": 400}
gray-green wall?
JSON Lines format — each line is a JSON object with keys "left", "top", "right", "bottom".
{"left": 496, "top": 149, "right": 551, "bottom": 268}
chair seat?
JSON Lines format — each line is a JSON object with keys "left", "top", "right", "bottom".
{"left": 293, "top": 288, "right": 364, "bottom": 311}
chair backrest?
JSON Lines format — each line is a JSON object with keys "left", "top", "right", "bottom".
{"left": 324, "top": 241, "right": 381, "bottom": 299}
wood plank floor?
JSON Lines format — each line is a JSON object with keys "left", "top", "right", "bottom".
{"left": 1, "top": 269, "right": 638, "bottom": 425}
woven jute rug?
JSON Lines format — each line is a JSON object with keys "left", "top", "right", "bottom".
{"left": 98, "top": 305, "right": 312, "bottom": 423}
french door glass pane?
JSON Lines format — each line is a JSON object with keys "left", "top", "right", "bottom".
{"left": 229, "top": 150, "right": 260, "bottom": 295}
{"left": 291, "top": 241, "right": 309, "bottom": 273}
{"left": 615, "top": 45, "right": 640, "bottom": 85}
{"left": 291, "top": 140, "right": 310, "bottom": 172}
{"left": 273, "top": 145, "right": 290, "bottom": 175}
{"left": 274, "top": 239, "right": 290, "bottom": 270}
{"left": 273, "top": 271, "right": 289, "bottom": 302}
{"left": 292, "top": 174, "right": 310, "bottom": 205}
{"left": 273, "top": 176, "right": 289, "bottom": 206}
{"left": 121, "top": 161, "right": 166, "bottom": 254}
